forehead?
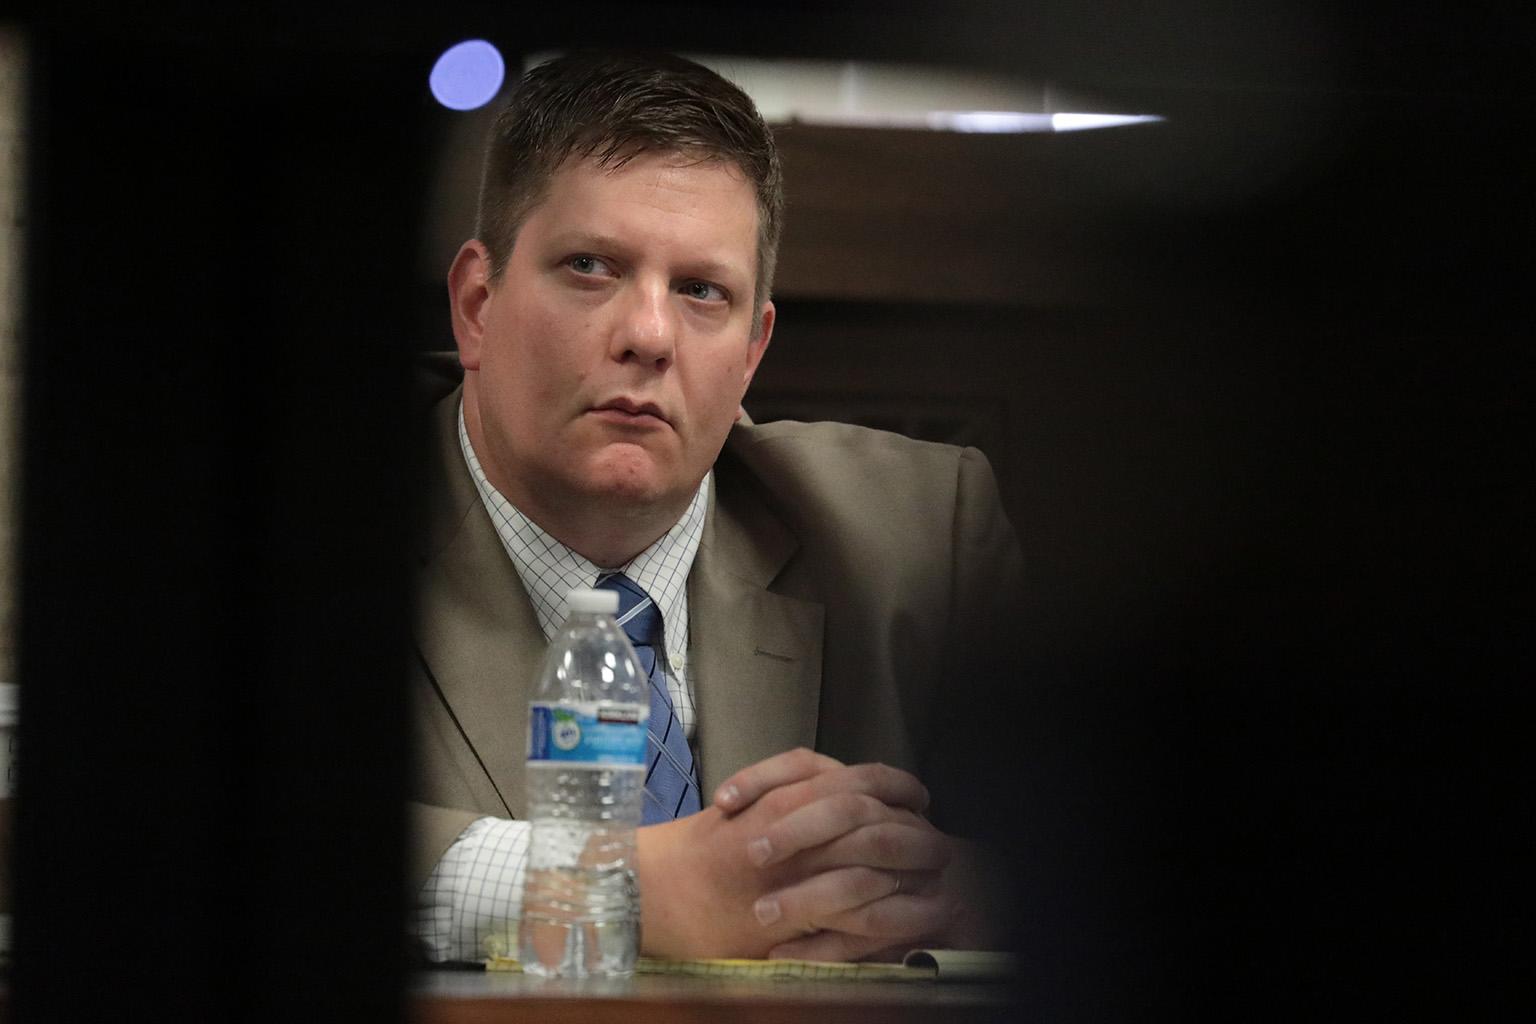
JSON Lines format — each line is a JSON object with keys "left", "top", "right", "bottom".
{"left": 524, "top": 151, "right": 760, "bottom": 258}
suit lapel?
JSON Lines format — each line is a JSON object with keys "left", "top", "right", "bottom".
{"left": 415, "top": 389, "right": 543, "bottom": 819}
{"left": 689, "top": 462, "right": 824, "bottom": 794}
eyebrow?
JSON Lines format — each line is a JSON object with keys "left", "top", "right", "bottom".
{"left": 550, "top": 231, "right": 630, "bottom": 256}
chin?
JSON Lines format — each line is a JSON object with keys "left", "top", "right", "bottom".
{"left": 587, "top": 476, "right": 671, "bottom": 511}
{"left": 579, "top": 450, "right": 682, "bottom": 511}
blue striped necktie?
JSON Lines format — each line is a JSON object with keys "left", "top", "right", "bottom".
{"left": 595, "top": 573, "right": 702, "bottom": 823}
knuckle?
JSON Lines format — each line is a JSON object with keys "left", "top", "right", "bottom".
{"left": 849, "top": 865, "right": 888, "bottom": 898}
{"left": 850, "top": 762, "right": 888, "bottom": 790}
{"left": 864, "top": 898, "right": 929, "bottom": 942}
{"left": 759, "top": 786, "right": 796, "bottom": 817}
{"left": 848, "top": 901, "right": 892, "bottom": 937}
{"left": 787, "top": 747, "right": 820, "bottom": 771}
{"left": 868, "top": 823, "right": 903, "bottom": 862}
{"left": 909, "top": 840, "right": 941, "bottom": 872}
{"left": 862, "top": 762, "right": 926, "bottom": 802}
{"left": 837, "top": 791, "right": 885, "bottom": 822}
{"left": 865, "top": 902, "right": 896, "bottom": 935}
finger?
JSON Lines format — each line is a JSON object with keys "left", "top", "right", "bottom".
{"left": 747, "top": 791, "right": 890, "bottom": 867}
{"left": 714, "top": 747, "right": 843, "bottom": 815}
{"left": 755, "top": 866, "right": 947, "bottom": 946}
{"left": 746, "top": 766, "right": 931, "bottom": 865}
{"left": 790, "top": 762, "right": 929, "bottom": 817}
{"left": 825, "top": 890, "right": 947, "bottom": 945}
{"left": 767, "top": 931, "right": 910, "bottom": 963}
{"left": 749, "top": 797, "right": 946, "bottom": 870}
{"left": 792, "top": 822, "right": 953, "bottom": 875}
{"left": 752, "top": 866, "right": 894, "bottom": 930}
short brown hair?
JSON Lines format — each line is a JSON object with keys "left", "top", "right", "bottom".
{"left": 477, "top": 51, "right": 785, "bottom": 318}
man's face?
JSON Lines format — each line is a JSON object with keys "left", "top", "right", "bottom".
{"left": 454, "top": 150, "right": 774, "bottom": 534}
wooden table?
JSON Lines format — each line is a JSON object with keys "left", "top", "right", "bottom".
{"left": 413, "top": 968, "right": 1020, "bottom": 1023}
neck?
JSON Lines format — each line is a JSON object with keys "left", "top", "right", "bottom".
{"left": 520, "top": 503, "right": 675, "bottom": 570}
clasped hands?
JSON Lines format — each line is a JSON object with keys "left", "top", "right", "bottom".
{"left": 635, "top": 748, "right": 992, "bottom": 962}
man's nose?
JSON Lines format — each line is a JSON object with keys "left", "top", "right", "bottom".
{"left": 611, "top": 278, "right": 676, "bottom": 370}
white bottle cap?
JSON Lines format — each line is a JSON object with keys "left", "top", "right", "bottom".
{"left": 567, "top": 588, "right": 619, "bottom": 615}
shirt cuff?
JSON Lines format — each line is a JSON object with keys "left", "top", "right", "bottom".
{"left": 414, "top": 816, "right": 531, "bottom": 963}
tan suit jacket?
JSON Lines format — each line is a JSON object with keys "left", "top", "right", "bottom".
{"left": 409, "top": 366, "right": 1023, "bottom": 886}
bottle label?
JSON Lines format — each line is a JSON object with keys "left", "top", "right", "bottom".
{"left": 528, "top": 702, "right": 648, "bottom": 766}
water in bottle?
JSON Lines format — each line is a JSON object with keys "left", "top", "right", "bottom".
{"left": 519, "top": 588, "right": 648, "bottom": 978}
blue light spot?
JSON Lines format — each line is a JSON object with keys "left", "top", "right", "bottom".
{"left": 430, "top": 40, "right": 505, "bottom": 111}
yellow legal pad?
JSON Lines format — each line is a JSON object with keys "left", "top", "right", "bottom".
{"left": 486, "top": 949, "right": 1015, "bottom": 983}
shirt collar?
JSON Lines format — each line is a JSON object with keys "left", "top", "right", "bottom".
{"left": 457, "top": 399, "right": 703, "bottom": 665}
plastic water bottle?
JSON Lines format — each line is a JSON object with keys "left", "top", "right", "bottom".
{"left": 519, "top": 588, "right": 648, "bottom": 977}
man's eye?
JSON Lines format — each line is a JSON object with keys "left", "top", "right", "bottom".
{"left": 567, "top": 255, "right": 612, "bottom": 276}
{"left": 682, "top": 281, "right": 726, "bottom": 302}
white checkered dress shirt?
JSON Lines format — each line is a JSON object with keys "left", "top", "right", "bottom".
{"left": 414, "top": 401, "right": 707, "bottom": 963}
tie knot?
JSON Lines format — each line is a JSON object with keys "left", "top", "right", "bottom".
{"left": 595, "top": 573, "right": 662, "bottom": 648}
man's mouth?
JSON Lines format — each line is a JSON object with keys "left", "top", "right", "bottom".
{"left": 591, "top": 398, "right": 670, "bottom": 427}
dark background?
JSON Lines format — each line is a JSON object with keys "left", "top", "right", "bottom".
{"left": 10, "top": 2, "right": 1529, "bottom": 1020}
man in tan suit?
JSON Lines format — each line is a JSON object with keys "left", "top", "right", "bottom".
{"left": 413, "top": 51, "right": 1022, "bottom": 962}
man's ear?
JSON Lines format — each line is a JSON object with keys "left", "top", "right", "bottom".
{"left": 735, "top": 301, "right": 775, "bottom": 422}
{"left": 742, "top": 300, "right": 775, "bottom": 388}
{"left": 447, "top": 240, "right": 495, "bottom": 371}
